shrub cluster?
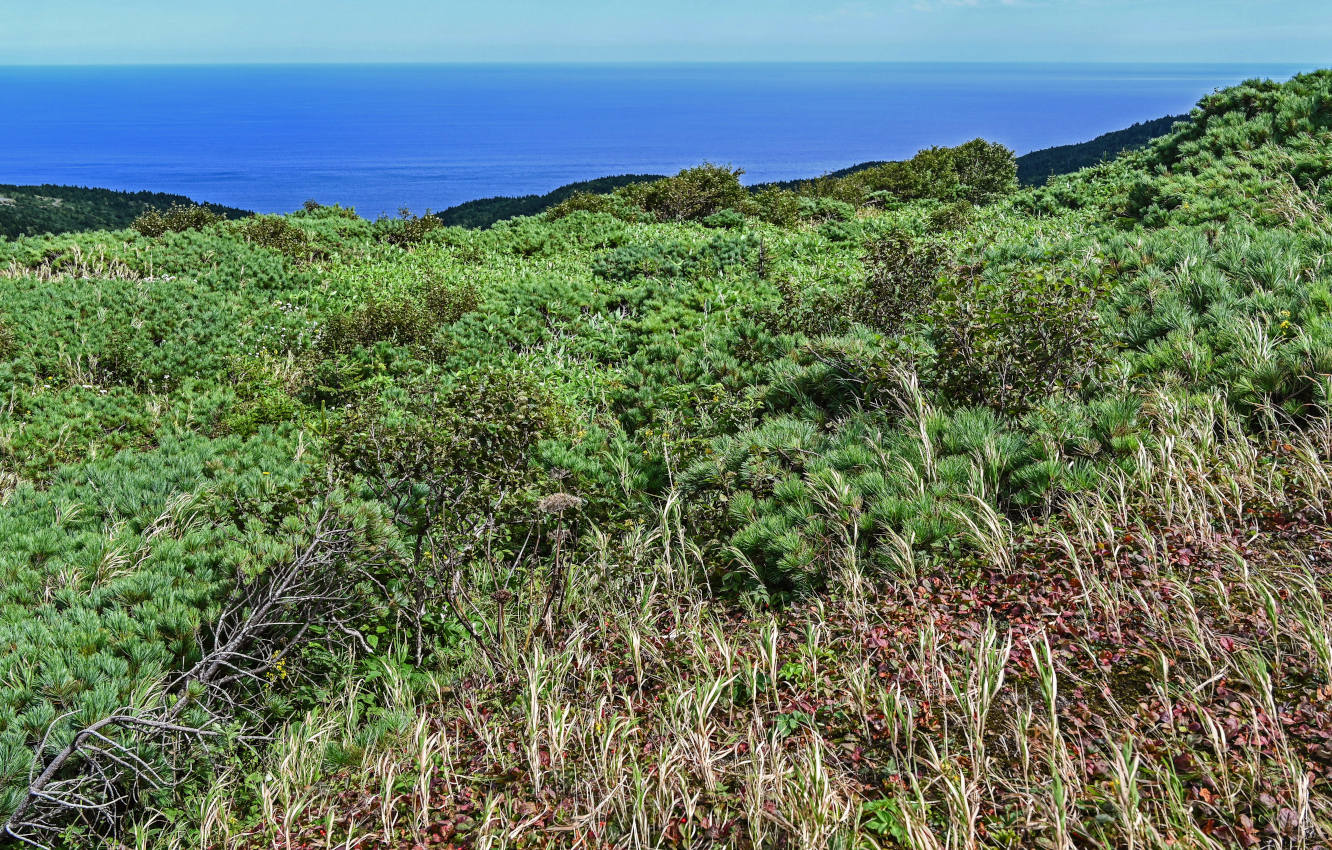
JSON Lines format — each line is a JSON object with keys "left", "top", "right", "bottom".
{"left": 131, "top": 203, "right": 225, "bottom": 237}
{"left": 834, "top": 139, "right": 1018, "bottom": 207}
{"left": 233, "top": 215, "right": 322, "bottom": 260}
{"left": 619, "top": 164, "right": 750, "bottom": 222}
{"left": 765, "top": 233, "right": 946, "bottom": 339}
{"left": 856, "top": 233, "right": 949, "bottom": 335}
{"left": 319, "top": 277, "right": 479, "bottom": 352}
{"left": 927, "top": 199, "right": 974, "bottom": 232}
{"left": 376, "top": 210, "right": 446, "bottom": 248}
{"left": 933, "top": 267, "right": 1108, "bottom": 416}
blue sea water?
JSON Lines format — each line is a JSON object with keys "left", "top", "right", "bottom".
{"left": 0, "top": 63, "right": 1318, "bottom": 217}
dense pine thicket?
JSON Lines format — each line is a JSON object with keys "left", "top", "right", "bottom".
{"left": 0, "top": 72, "right": 1331, "bottom": 849}
{"left": 0, "top": 184, "right": 249, "bottom": 240}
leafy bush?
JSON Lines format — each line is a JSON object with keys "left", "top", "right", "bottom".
{"left": 818, "top": 218, "right": 861, "bottom": 243}
{"left": 763, "top": 277, "right": 856, "bottom": 337}
{"left": 752, "top": 187, "right": 801, "bottom": 227}
{"left": 763, "top": 233, "right": 944, "bottom": 338}
{"left": 131, "top": 204, "right": 225, "bottom": 237}
{"left": 320, "top": 277, "right": 479, "bottom": 352}
{"left": 328, "top": 367, "right": 556, "bottom": 658}
{"left": 222, "top": 357, "right": 304, "bottom": 436}
{"left": 376, "top": 210, "right": 445, "bottom": 248}
{"left": 836, "top": 140, "right": 1017, "bottom": 207}
{"left": 233, "top": 215, "right": 322, "bottom": 260}
{"left": 856, "top": 233, "right": 948, "bottom": 335}
{"left": 933, "top": 267, "right": 1108, "bottom": 416}
{"left": 927, "top": 200, "right": 974, "bottom": 232}
{"left": 798, "top": 196, "right": 855, "bottom": 224}
{"left": 621, "top": 164, "right": 751, "bottom": 222}
{"left": 702, "top": 208, "right": 746, "bottom": 229}
{"left": 950, "top": 138, "right": 1020, "bottom": 203}
{"left": 546, "top": 191, "right": 621, "bottom": 220}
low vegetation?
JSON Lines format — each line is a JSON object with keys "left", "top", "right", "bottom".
{"left": 0, "top": 71, "right": 1330, "bottom": 849}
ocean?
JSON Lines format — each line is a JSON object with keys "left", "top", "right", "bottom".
{"left": 0, "top": 63, "right": 1317, "bottom": 217}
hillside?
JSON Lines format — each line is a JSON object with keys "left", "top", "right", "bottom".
{"left": 0, "top": 71, "right": 1330, "bottom": 849}
{"left": 1015, "top": 113, "right": 1188, "bottom": 185}
{"left": 435, "top": 174, "right": 664, "bottom": 228}
{"left": 0, "top": 184, "right": 250, "bottom": 240}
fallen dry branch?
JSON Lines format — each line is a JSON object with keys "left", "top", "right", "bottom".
{"left": 3, "top": 506, "right": 368, "bottom": 849}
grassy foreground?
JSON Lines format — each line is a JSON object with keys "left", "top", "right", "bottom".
{"left": 0, "top": 71, "right": 1330, "bottom": 848}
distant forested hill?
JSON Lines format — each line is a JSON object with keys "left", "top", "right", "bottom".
{"left": 1015, "top": 114, "right": 1186, "bottom": 185}
{"left": 436, "top": 174, "right": 663, "bottom": 228}
{"left": 751, "top": 160, "right": 891, "bottom": 192}
{"left": 0, "top": 184, "right": 250, "bottom": 239}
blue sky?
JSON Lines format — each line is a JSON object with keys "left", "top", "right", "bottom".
{"left": 2, "top": 0, "right": 1328, "bottom": 64}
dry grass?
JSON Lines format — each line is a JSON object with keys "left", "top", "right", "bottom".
{"left": 0, "top": 243, "right": 145, "bottom": 282}
{"left": 179, "top": 392, "right": 1332, "bottom": 849}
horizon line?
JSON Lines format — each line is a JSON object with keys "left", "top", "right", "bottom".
{"left": 0, "top": 59, "right": 1323, "bottom": 69}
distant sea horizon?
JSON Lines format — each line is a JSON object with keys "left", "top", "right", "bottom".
{"left": 0, "top": 62, "right": 1319, "bottom": 217}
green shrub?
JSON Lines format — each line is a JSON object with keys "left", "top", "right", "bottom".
{"left": 233, "top": 215, "right": 322, "bottom": 260}
{"left": 377, "top": 210, "right": 445, "bottom": 248}
{"left": 840, "top": 160, "right": 927, "bottom": 207}
{"left": 221, "top": 358, "right": 304, "bottom": 436}
{"left": 131, "top": 204, "right": 224, "bottom": 237}
{"left": 797, "top": 196, "right": 855, "bottom": 224}
{"left": 927, "top": 200, "right": 974, "bottom": 232}
{"left": 933, "top": 267, "right": 1108, "bottom": 416}
{"left": 319, "top": 277, "right": 479, "bottom": 352}
{"left": 856, "top": 233, "right": 948, "bottom": 335}
{"left": 763, "top": 277, "right": 856, "bottom": 337}
{"left": 767, "top": 328, "right": 921, "bottom": 417}
{"left": 763, "top": 233, "right": 944, "bottom": 338}
{"left": 703, "top": 208, "right": 746, "bottom": 229}
{"left": 546, "top": 192, "right": 619, "bottom": 220}
{"left": 752, "top": 187, "right": 801, "bottom": 227}
{"left": 834, "top": 140, "right": 1016, "bottom": 208}
{"left": 92, "top": 320, "right": 145, "bottom": 387}
{"left": 328, "top": 366, "right": 556, "bottom": 657}
{"left": 622, "top": 164, "right": 751, "bottom": 222}
{"left": 818, "top": 219, "right": 861, "bottom": 243}
{"left": 951, "top": 138, "right": 1020, "bottom": 203}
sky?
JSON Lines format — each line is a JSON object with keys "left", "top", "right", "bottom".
{"left": 0, "top": 0, "right": 1328, "bottom": 65}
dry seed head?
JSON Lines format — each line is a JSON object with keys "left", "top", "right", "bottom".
{"left": 538, "top": 492, "right": 583, "bottom": 515}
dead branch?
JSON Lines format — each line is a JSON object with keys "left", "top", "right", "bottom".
{"left": 3, "top": 506, "right": 370, "bottom": 849}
